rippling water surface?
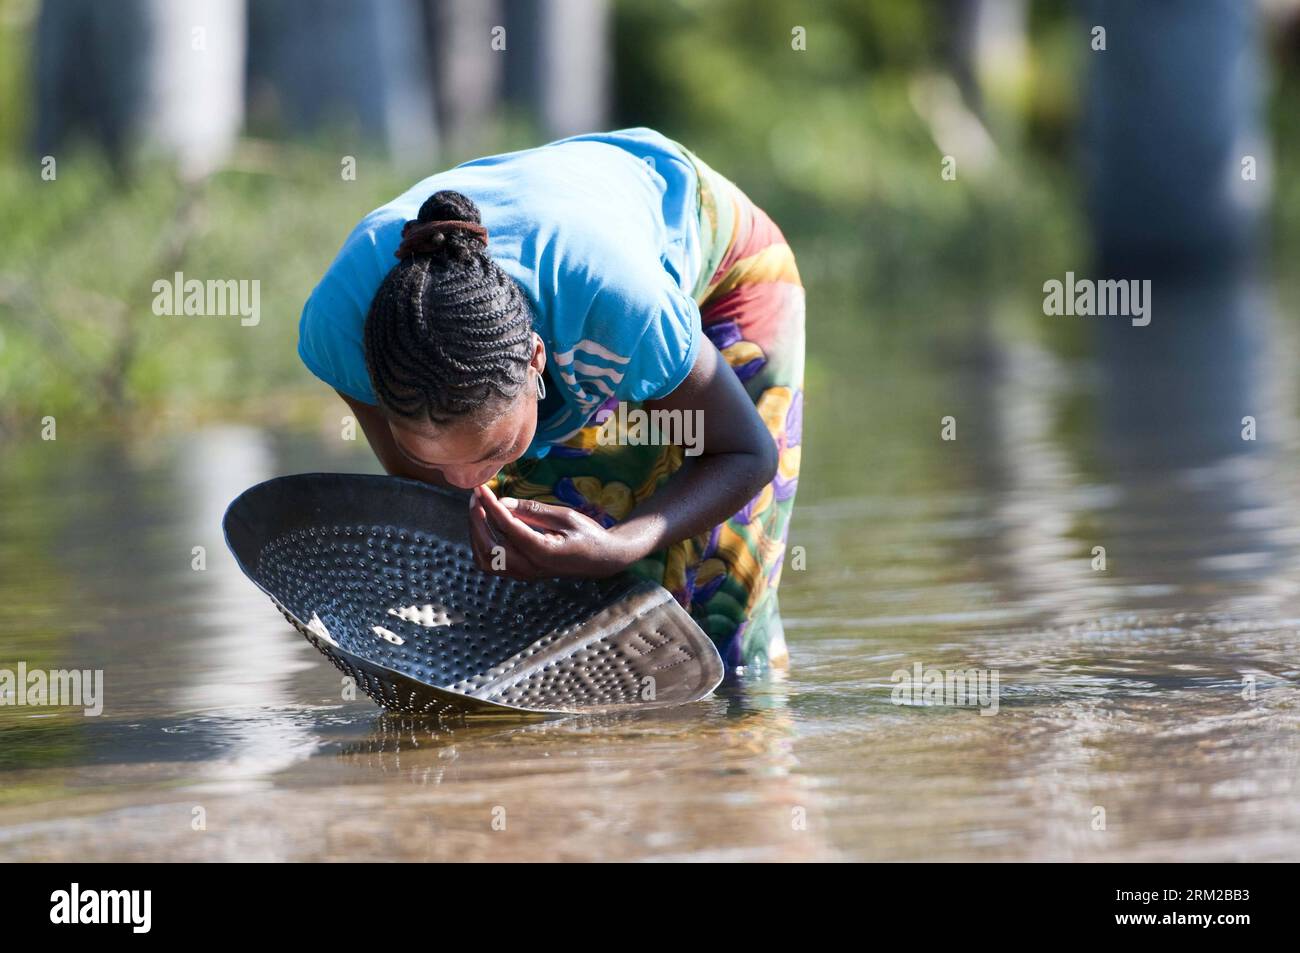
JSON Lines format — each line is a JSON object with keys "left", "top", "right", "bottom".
{"left": 3, "top": 275, "right": 1300, "bottom": 861}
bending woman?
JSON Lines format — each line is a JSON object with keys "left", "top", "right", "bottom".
{"left": 298, "top": 128, "right": 804, "bottom": 671}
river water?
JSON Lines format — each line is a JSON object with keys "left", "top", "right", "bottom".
{"left": 2, "top": 273, "right": 1299, "bottom": 861}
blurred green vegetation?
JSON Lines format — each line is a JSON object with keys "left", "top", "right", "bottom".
{"left": 0, "top": 143, "right": 413, "bottom": 430}
{"left": 9, "top": 0, "right": 1298, "bottom": 437}
{"left": 615, "top": 0, "right": 1083, "bottom": 295}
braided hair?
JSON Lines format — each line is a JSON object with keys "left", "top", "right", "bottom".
{"left": 364, "top": 190, "right": 534, "bottom": 425}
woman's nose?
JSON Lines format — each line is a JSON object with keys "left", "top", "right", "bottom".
{"left": 442, "top": 466, "right": 496, "bottom": 490}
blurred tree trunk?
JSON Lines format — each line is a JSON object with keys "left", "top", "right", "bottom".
{"left": 34, "top": 0, "right": 148, "bottom": 171}
{"left": 505, "top": 0, "right": 610, "bottom": 139}
{"left": 1080, "top": 0, "right": 1268, "bottom": 269}
{"left": 943, "top": 0, "right": 1027, "bottom": 140}
{"left": 34, "top": 0, "right": 244, "bottom": 180}
{"left": 429, "top": 0, "right": 504, "bottom": 155}
{"left": 945, "top": 0, "right": 986, "bottom": 119}
{"left": 245, "top": 0, "right": 437, "bottom": 168}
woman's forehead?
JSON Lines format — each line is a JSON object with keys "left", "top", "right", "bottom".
{"left": 390, "top": 406, "right": 520, "bottom": 465}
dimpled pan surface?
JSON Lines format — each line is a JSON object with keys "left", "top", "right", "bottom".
{"left": 222, "top": 473, "right": 725, "bottom": 716}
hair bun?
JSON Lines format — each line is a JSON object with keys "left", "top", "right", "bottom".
{"left": 418, "top": 189, "right": 481, "bottom": 225}
{"left": 395, "top": 190, "right": 488, "bottom": 261}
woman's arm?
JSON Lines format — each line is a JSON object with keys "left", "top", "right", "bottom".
{"left": 611, "top": 341, "right": 778, "bottom": 559}
{"left": 468, "top": 343, "right": 779, "bottom": 578}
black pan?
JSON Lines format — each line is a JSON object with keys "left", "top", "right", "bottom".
{"left": 222, "top": 473, "right": 724, "bottom": 716}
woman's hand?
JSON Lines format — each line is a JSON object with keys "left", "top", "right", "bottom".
{"left": 467, "top": 484, "right": 638, "bottom": 580}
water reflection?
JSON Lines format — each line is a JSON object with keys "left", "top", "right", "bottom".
{"left": 321, "top": 698, "right": 826, "bottom": 863}
{"left": 3, "top": 275, "right": 1300, "bottom": 859}
{"left": 979, "top": 271, "right": 1298, "bottom": 620}
{"left": 173, "top": 426, "right": 320, "bottom": 790}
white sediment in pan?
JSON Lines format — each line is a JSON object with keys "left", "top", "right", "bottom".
{"left": 372, "top": 626, "right": 405, "bottom": 646}
{"left": 386, "top": 604, "right": 461, "bottom": 628}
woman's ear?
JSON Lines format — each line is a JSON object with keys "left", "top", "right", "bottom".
{"left": 530, "top": 332, "right": 546, "bottom": 375}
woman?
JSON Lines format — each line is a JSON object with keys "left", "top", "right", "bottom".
{"left": 298, "top": 128, "right": 803, "bottom": 671}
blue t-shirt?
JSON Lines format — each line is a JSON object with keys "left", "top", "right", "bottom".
{"left": 297, "top": 128, "right": 704, "bottom": 457}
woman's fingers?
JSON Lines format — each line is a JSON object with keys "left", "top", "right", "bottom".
{"left": 500, "top": 496, "right": 576, "bottom": 532}
{"left": 478, "top": 483, "right": 528, "bottom": 527}
{"left": 474, "top": 486, "right": 605, "bottom": 579}
{"left": 467, "top": 501, "right": 498, "bottom": 571}
{"left": 480, "top": 484, "right": 582, "bottom": 533}
{"left": 469, "top": 492, "right": 548, "bottom": 579}
{"left": 478, "top": 487, "right": 553, "bottom": 558}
